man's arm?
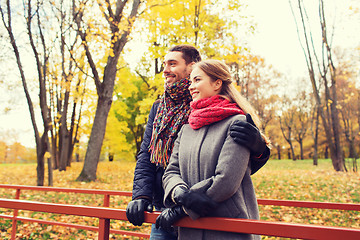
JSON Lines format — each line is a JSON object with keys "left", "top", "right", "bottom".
{"left": 230, "top": 113, "right": 270, "bottom": 175}
{"left": 132, "top": 101, "right": 159, "bottom": 200}
{"left": 126, "top": 101, "right": 159, "bottom": 226}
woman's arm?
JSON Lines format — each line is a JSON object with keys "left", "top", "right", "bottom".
{"left": 191, "top": 119, "right": 251, "bottom": 203}
{"left": 162, "top": 127, "right": 189, "bottom": 207}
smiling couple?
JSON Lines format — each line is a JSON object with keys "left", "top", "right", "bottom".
{"left": 126, "top": 45, "right": 270, "bottom": 240}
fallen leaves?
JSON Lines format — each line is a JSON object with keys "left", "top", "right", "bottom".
{"left": 0, "top": 159, "right": 359, "bottom": 239}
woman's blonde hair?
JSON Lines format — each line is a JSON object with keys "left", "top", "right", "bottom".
{"left": 194, "top": 59, "right": 270, "bottom": 144}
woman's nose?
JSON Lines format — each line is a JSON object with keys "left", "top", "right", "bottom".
{"left": 189, "top": 81, "right": 194, "bottom": 90}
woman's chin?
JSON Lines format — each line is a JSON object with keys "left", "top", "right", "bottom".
{"left": 192, "top": 97, "right": 199, "bottom": 101}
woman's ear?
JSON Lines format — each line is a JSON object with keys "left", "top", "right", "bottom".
{"left": 214, "top": 79, "right": 222, "bottom": 91}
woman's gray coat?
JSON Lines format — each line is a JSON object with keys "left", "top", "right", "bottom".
{"left": 162, "top": 115, "right": 261, "bottom": 240}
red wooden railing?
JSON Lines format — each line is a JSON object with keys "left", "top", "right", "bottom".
{"left": 0, "top": 184, "right": 359, "bottom": 240}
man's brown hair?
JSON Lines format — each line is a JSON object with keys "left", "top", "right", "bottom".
{"left": 169, "top": 44, "right": 201, "bottom": 64}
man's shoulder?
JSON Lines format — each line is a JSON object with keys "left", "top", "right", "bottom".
{"left": 148, "top": 99, "right": 161, "bottom": 114}
{"left": 152, "top": 99, "right": 161, "bottom": 110}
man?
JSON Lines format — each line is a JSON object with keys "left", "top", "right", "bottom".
{"left": 126, "top": 45, "right": 270, "bottom": 239}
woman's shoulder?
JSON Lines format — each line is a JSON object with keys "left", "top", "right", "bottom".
{"left": 209, "top": 114, "right": 246, "bottom": 131}
{"left": 224, "top": 114, "right": 246, "bottom": 123}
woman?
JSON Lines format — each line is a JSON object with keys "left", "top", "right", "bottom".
{"left": 156, "top": 59, "right": 269, "bottom": 239}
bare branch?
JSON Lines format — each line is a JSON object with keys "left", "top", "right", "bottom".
{"left": 114, "top": 0, "right": 127, "bottom": 22}
{"left": 72, "top": 0, "right": 101, "bottom": 94}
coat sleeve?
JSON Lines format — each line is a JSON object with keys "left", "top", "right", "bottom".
{"left": 162, "top": 127, "right": 189, "bottom": 207}
{"left": 131, "top": 102, "right": 158, "bottom": 200}
{"left": 191, "top": 120, "right": 250, "bottom": 203}
{"left": 249, "top": 146, "right": 270, "bottom": 175}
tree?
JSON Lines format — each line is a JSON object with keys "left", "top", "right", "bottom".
{"left": 266, "top": 116, "right": 288, "bottom": 160}
{"left": 334, "top": 48, "right": 359, "bottom": 169}
{"left": 310, "top": 103, "right": 320, "bottom": 165}
{"left": 279, "top": 97, "right": 297, "bottom": 160}
{"left": 137, "top": 0, "right": 252, "bottom": 75}
{"left": 226, "top": 54, "right": 280, "bottom": 132}
{"left": 290, "top": 0, "right": 345, "bottom": 171}
{"left": 75, "top": 0, "right": 142, "bottom": 181}
{"left": 47, "top": 0, "right": 88, "bottom": 172}
{"left": 1, "top": 0, "right": 53, "bottom": 185}
{"left": 293, "top": 88, "right": 311, "bottom": 160}
{"left": 1, "top": 0, "right": 89, "bottom": 184}
{"left": 101, "top": 63, "right": 156, "bottom": 160}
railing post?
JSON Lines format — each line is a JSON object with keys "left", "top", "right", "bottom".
{"left": 102, "top": 194, "right": 110, "bottom": 208}
{"left": 11, "top": 188, "right": 21, "bottom": 240}
{"left": 98, "top": 218, "right": 110, "bottom": 240}
{"left": 98, "top": 194, "right": 110, "bottom": 240}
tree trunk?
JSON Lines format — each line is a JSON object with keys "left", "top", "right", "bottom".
{"left": 313, "top": 106, "right": 319, "bottom": 166}
{"left": 77, "top": 95, "right": 112, "bottom": 181}
{"left": 299, "top": 140, "right": 304, "bottom": 160}
{"left": 47, "top": 157, "right": 53, "bottom": 186}
{"left": 348, "top": 140, "right": 357, "bottom": 158}
{"left": 36, "top": 153, "right": 45, "bottom": 186}
{"left": 59, "top": 132, "right": 70, "bottom": 171}
{"left": 67, "top": 140, "right": 74, "bottom": 167}
{"left": 36, "top": 135, "right": 48, "bottom": 186}
{"left": 50, "top": 132, "right": 59, "bottom": 170}
{"left": 352, "top": 159, "right": 358, "bottom": 172}
{"left": 328, "top": 80, "right": 344, "bottom": 171}
{"left": 67, "top": 101, "right": 80, "bottom": 167}
{"left": 290, "top": 142, "right": 296, "bottom": 161}
{"left": 287, "top": 149, "right": 291, "bottom": 159}
{"left": 325, "top": 146, "right": 329, "bottom": 159}
{"left": 276, "top": 145, "right": 281, "bottom": 160}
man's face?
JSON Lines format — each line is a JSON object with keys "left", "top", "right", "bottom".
{"left": 163, "top": 51, "right": 193, "bottom": 86}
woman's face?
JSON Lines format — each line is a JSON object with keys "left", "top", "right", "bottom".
{"left": 189, "top": 67, "right": 222, "bottom": 101}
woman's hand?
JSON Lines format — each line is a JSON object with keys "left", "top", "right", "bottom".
{"left": 155, "top": 206, "right": 186, "bottom": 232}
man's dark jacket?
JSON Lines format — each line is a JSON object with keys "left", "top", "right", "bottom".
{"left": 131, "top": 101, "right": 270, "bottom": 209}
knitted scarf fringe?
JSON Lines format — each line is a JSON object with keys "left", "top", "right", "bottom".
{"left": 149, "top": 133, "right": 172, "bottom": 168}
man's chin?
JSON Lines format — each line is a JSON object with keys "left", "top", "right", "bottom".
{"left": 164, "top": 78, "right": 176, "bottom": 86}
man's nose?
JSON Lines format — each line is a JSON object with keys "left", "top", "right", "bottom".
{"left": 163, "top": 64, "right": 170, "bottom": 73}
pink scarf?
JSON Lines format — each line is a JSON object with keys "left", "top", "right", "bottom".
{"left": 189, "top": 95, "right": 245, "bottom": 129}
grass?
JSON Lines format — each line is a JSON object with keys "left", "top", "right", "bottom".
{"left": 0, "top": 159, "right": 359, "bottom": 239}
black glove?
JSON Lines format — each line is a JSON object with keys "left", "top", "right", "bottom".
{"left": 230, "top": 113, "right": 266, "bottom": 156}
{"left": 173, "top": 187, "right": 218, "bottom": 217}
{"left": 126, "top": 198, "right": 153, "bottom": 226}
{"left": 155, "top": 206, "right": 186, "bottom": 232}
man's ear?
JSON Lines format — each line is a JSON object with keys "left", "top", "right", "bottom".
{"left": 187, "top": 62, "right": 196, "bottom": 71}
